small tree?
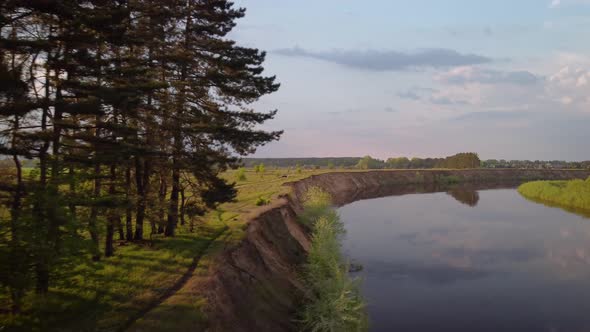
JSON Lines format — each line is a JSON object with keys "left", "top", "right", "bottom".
{"left": 236, "top": 167, "right": 247, "bottom": 181}
{"left": 185, "top": 201, "right": 206, "bottom": 233}
{"left": 356, "top": 156, "right": 383, "bottom": 169}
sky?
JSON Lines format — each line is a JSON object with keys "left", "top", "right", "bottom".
{"left": 231, "top": 0, "right": 590, "bottom": 161}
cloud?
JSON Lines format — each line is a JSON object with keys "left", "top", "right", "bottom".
{"left": 437, "top": 66, "right": 542, "bottom": 85}
{"left": 328, "top": 107, "right": 398, "bottom": 115}
{"left": 274, "top": 47, "right": 492, "bottom": 71}
{"left": 549, "top": 0, "right": 590, "bottom": 7}
{"left": 429, "top": 96, "right": 470, "bottom": 106}
{"left": 547, "top": 66, "right": 590, "bottom": 106}
{"left": 451, "top": 111, "right": 529, "bottom": 122}
{"left": 397, "top": 90, "right": 421, "bottom": 100}
{"left": 397, "top": 86, "right": 470, "bottom": 106}
{"left": 430, "top": 61, "right": 590, "bottom": 112}
{"left": 363, "top": 260, "right": 490, "bottom": 284}
{"left": 397, "top": 87, "right": 437, "bottom": 101}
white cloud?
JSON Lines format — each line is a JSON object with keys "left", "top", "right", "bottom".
{"left": 430, "top": 64, "right": 590, "bottom": 112}
{"left": 397, "top": 86, "right": 475, "bottom": 106}
{"left": 561, "top": 96, "right": 573, "bottom": 105}
{"left": 549, "top": 0, "right": 590, "bottom": 8}
{"left": 547, "top": 66, "right": 590, "bottom": 109}
{"left": 436, "top": 66, "right": 542, "bottom": 86}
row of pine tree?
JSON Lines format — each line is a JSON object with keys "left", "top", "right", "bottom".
{"left": 0, "top": 0, "right": 279, "bottom": 311}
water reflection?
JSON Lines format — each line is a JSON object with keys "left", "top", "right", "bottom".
{"left": 446, "top": 186, "right": 479, "bottom": 206}
{"left": 362, "top": 259, "right": 490, "bottom": 284}
{"left": 521, "top": 194, "right": 590, "bottom": 219}
{"left": 339, "top": 186, "right": 590, "bottom": 332}
{"left": 330, "top": 180, "right": 522, "bottom": 206}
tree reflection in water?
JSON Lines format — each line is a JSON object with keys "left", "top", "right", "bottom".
{"left": 446, "top": 186, "right": 480, "bottom": 207}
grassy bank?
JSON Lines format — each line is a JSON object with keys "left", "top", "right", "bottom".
{"left": 298, "top": 187, "right": 368, "bottom": 332}
{"left": 518, "top": 177, "right": 590, "bottom": 213}
{"left": 0, "top": 168, "right": 330, "bottom": 331}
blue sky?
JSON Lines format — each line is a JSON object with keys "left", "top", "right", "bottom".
{"left": 232, "top": 0, "right": 590, "bottom": 160}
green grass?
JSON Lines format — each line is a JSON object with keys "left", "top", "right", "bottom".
{"left": 518, "top": 177, "right": 590, "bottom": 215}
{"left": 1, "top": 223, "right": 227, "bottom": 332}
{"left": 1, "top": 168, "right": 335, "bottom": 331}
{"left": 298, "top": 187, "right": 368, "bottom": 332}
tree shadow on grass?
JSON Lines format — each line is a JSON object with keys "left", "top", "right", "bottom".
{"left": 1, "top": 226, "right": 227, "bottom": 332}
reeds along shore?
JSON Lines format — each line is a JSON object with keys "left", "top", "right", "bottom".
{"left": 298, "top": 187, "right": 368, "bottom": 332}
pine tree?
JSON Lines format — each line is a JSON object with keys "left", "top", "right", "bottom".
{"left": 0, "top": 0, "right": 281, "bottom": 309}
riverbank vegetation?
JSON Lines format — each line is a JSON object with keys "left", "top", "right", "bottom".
{"left": 299, "top": 187, "right": 368, "bottom": 332}
{"left": 518, "top": 178, "right": 590, "bottom": 212}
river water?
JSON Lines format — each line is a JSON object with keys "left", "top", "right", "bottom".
{"left": 339, "top": 185, "right": 590, "bottom": 332}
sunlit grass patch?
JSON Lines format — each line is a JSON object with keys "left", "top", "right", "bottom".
{"left": 518, "top": 178, "right": 590, "bottom": 213}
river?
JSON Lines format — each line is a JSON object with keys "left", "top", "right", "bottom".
{"left": 339, "top": 185, "right": 590, "bottom": 332}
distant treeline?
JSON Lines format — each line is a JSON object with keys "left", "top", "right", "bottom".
{"left": 481, "top": 159, "right": 590, "bottom": 169}
{"left": 243, "top": 154, "right": 590, "bottom": 170}
{"left": 384, "top": 152, "right": 480, "bottom": 169}
{"left": 243, "top": 153, "right": 481, "bottom": 169}
{"left": 241, "top": 157, "right": 360, "bottom": 168}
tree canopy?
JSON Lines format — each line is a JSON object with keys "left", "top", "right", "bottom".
{"left": 0, "top": 0, "right": 279, "bottom": 311}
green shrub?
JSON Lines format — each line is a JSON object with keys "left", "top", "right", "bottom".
{"left": 255, "top": 196, "right": 270, "bottom": 206}
{"left": 254, "top": 163, "right": 265, "bottom": 174}
{"left": 298, "top": 188, "right": 368, "bottom": 332}
{"left": 298, "top": 187, "right": 335, "bottom": 227}
{"left": 215, "top": 209, "right": 224, "bottom": 222}
{"left": 235, "top": 167, "right": 247, "bottom": 181}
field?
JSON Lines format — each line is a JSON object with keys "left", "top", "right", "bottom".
{"left": 0, "top": 167, "right": 332, "bottom": 331}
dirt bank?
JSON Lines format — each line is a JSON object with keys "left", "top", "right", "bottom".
{"left": 203, "top": 169, "right": 590, "bottom": 332}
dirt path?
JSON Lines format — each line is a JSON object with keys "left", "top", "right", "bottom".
{"left": 118, "top": 226, "right": 230, "bottom": 332}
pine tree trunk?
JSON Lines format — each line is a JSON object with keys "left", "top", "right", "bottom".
{"left": 105, "top": 164, "right": 117, "bottom": 257}
{"left": 105, "top": 220, "right": 114, "bottom": 257}
{"left": 118, "top": 218, "right": 125, "bottom": 241}
{"left": 165, "top": 157, "right": 180, "bottom": 236}
{"left": 68, "top": 165, "right": 76, "bottom": 219}
{"left": 134, "top": 157, "right": 145, "bottom": 240}
{"left": 38, "top": 65, "right": 51, "bottom": 187}
{"left": 33, "top": 55, "right": 51, "bottom": 293}
{"left": 89, "top": 162, "right": 101, "bottom": 261}
{"left": 38, "top": 60, "right": 66, "bottom": 294}
{"left": 136, "top": 43, "right": 154, "bottom": 240}
{"left": 125, "top": 166, "right": 133, "bottom": 240}
{"left": 157, "top": 174, "right": 167, "bottom": 234}
{"left": 180, "top": 187, "right": 186, "bottom": 226}
{"left": 9, "top": 117, "right": 24, "bottom": 313}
